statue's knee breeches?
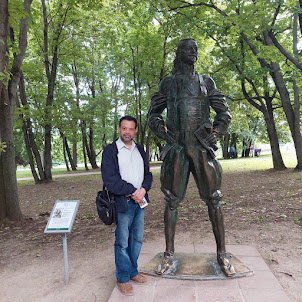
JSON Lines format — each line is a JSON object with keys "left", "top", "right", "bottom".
{"left": 161, "top": 186, "right": 183, "bottom": 210}
{"left": 206, "top": 190, "right": 223, "bottom": 209}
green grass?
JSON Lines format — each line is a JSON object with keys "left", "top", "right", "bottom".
{"left": 17, "top": 152, "right": 297, "bottom": 180}
{"left": 219, "top": 152, "right": 297, "bottom": 173}
{"left": 17, "top": 166, "right": 99, "bottom": 178}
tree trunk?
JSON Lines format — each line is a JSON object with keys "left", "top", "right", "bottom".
{"left": 62, "top": 134, "right": 70, "bottom": 172}
{"left": 73, "top": 142, "right": 77, "bottom": 167}
{"left": 22, "top": 123, "right": 40, "bottom": 183}
{"left": 80, "top": 121, "right": 89, "bottom": 171}
{"left": 292, "top": 13, "right": 302, "bottom": 169}
{"left": 60, "top": 132, "right": 76, "bottom": 171}
{"left": 269, "top": 62, "right": 302, "bottom": 168}
{"left": 0, "top": 94, "right": 22, "bottom": 221}
{"left": 88, "top": 127, "right": 99, "bottom": 169}
{"left": 242, "top": 138, "right": 251, "bottom": 157}
{"left": 65, "top": 137, "right": 77, "bottom": 171}
{"left": 101, "top": 118, "right": 107, "bottom": 149}
{"left": 113, "top": 98, "right": 118, "bottom": 141}
{"left": 19, "top": 73, "right": 47, "bottom": 182}
{"left": 262, "top": 31, "right": 302, "bottom": 169}
{"left": 0, "top": 153, "right": 6, "bottom": 221}
{"left": 223, "top": 133, "right": 230, "bottom": 159}
{"left": 230, "top": 133, "right": 238, "bottom": 149}
{"left": 41, "top": 0, "right": 70, "bottom": 180}
{"left": 145, "top": 129, "right": 152, "bottom": 162}
{"left": 82, "top": 139, "right": 89, "bottom": 171}
{"left": 263, "top": 96, "right": 286, "bottom": 169}
{"left": 81, "top": 120, "right": 98, "bottom": 169}
{"left": 299, "top": 0, "right": 302, "bottom": 35}
{"left": 0, "top": 0, "right": 32, "bottom": 221}
{"left": 16, "top": 94, "right": 40, "bottom": 183}
{"left": 71, "top": 60, "right": 80, "bottom": 167}
{"left": 87, "top": 70, "right": 99, "bottom": 169}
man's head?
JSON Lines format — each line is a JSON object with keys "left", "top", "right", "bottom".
{"left": 173, "top": 38, "right": 198, "bottom": 73}
{"left": 118, "top": 115, "right": 137, "bottom": 145}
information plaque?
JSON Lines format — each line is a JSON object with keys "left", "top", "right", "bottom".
{"left": 44, "top": 200, "right": 80, "bottom": 233}
{"left": 44, "top": 200, "right": 80, "bottom": 284}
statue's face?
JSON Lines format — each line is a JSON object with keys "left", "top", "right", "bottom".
{"left": 179, "top": 40, "right": 198, "bottom": 65}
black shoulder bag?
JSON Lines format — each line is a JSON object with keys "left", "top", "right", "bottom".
{"left": 95, "top": 186, "right": 118, "bottom": 225}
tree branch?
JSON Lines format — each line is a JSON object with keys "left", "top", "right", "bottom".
{"left": 271, "top": 3, "right": 281, "bottom": 28}
{"left": 268, "top": 30, "right": 302, "bottom": 71}
{"left": 170, "top": 0, "right": 228, "bottom": 17}
{"left": 299, "top": 0, "right": 302, "bottom": 36}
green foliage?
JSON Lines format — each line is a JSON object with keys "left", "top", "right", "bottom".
{"left": 12, "top": 0, "right": 300, "bottom": 166}
{"left": 0, "top": 142, "right": 7, "bottom": 153}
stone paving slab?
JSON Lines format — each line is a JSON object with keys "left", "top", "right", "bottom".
{"left": 108, "top": 244, "right": 291, "bottom": 302}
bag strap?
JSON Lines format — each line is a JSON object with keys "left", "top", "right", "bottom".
{"left": 102, "top": 185, "right": 111, "bottom": 201}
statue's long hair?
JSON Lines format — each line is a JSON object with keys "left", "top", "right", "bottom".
{"left": 172, "top": 38, "right": 197, "bottom": 75}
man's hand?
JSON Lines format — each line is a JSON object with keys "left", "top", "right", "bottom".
{"left": 132, "top": 187, "right": 146, "bottom": 203}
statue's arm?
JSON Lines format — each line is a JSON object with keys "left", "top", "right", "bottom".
{"left": 147, "top": 80, "right": 169, "bottom": 141}
{"left": 203, "top": 75, "right": 231, "bottom": 137}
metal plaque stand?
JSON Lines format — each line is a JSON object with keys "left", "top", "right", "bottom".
{"left": 44, "top": 200, "right": 80, "bottom": 285}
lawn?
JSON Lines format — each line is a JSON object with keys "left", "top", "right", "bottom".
{"left": 16, "top": 152, "right": 298, "bottom": 179}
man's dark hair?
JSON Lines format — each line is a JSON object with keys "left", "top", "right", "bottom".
{"left": 119, "top": 115, "right": 138, "bottom": 128}
{"left": 172, "top": 38, "right": 197, "bottom": 74}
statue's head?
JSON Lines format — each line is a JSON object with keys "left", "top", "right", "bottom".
{"left": 172, "top": 38, "right": 198, "bottom": 74}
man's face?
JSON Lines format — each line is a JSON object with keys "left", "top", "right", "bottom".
{"left": 179, "top": 40, "right": 198, "bottom": 65}
{"left": 118, "top": 120, "right": 137, "bottom": 144}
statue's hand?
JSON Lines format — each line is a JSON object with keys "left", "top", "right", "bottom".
{"left": 212, "top": 128, "right": 222, "bottom": 139}
{"left": 207, "top": 132, "right": 218, "bottom": 146}
{"left": 207, "top": 129, "right": 222, "bottom": 146}
{"left": 159, "top": 126, "right": 175, "bottom": 145}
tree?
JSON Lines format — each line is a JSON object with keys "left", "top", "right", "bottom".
{"left": 0, "top": 0, "right": 33, "bottom": 221}
{"left": 165, "top": 0, "right": 302, "bottom": 169}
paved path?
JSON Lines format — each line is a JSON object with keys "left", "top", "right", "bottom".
{"left": 108, "top": 244, "right": 290, "bottom": 302}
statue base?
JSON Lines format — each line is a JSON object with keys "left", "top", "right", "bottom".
{"left": 141, "top": 252, "right": 253, "bottom": 280}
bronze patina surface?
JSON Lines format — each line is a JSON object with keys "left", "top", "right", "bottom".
{"left": 148, "top": 38, "right": 235, "bottom": 277}
{"left": 141, "top": 253, "right": 253, "bottom": 281}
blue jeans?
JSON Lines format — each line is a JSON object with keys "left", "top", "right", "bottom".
{"left": 114, "top": 200, "right": 145, "bottom": 283}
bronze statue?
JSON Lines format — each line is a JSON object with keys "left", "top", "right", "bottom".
{"left": 147, "top": 38, "right": 235, "bottom": 277}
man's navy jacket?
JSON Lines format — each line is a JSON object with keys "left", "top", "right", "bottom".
{"left": 101, "top": 140, "right": 152, "bottom": 213}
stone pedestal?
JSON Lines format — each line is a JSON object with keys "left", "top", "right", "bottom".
{"left": 141, "top": 252, "right": 253, "bottom": 280}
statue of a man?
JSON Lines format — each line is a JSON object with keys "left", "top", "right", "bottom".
{"left": 147, "top": 38, "right": 235, "bottom": 276}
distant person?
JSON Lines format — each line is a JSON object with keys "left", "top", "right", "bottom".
{"left": 255, "top": 148, "right": 261, "bottom": 157}
{"left": 230, "top": 144, "right": 236, "bottom": 159}
{"left": 101, "top": 115, "right": 152, "bottom": 296}
{"left": 250, "top": 144, "right": 255, "bottom": 157}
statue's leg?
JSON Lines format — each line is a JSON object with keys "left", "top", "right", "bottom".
{"left": 206, "top": 192, "right": 235, "bottom": 276}
{"left": 190, "top": 147, "right": 235, "bottom": 277}
{"left": 163, "top": 188, "right": 178, "bottom": 254}
{"left": 157, "top": 145, "right": 189, "bottom": 274}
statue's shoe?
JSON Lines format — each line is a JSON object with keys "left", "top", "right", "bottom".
{"left": 156, "top": 252, "right": 174, "bottom": 275}
{"left": 218, "top": 255, "right": 236, "bottom": 277}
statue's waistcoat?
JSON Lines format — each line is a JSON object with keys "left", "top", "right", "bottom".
{"left": 165, "top": 74, "right": 211, "bottom": 134}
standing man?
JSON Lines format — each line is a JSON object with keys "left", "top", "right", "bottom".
{"left": 147, "top": 38, "right": 235, "bottom": 276}
{"left": 230, "top": 144, "right": 236, "bottom": 159}
{"left": 101, "top": 115, "right": 152, "bottom": 296}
